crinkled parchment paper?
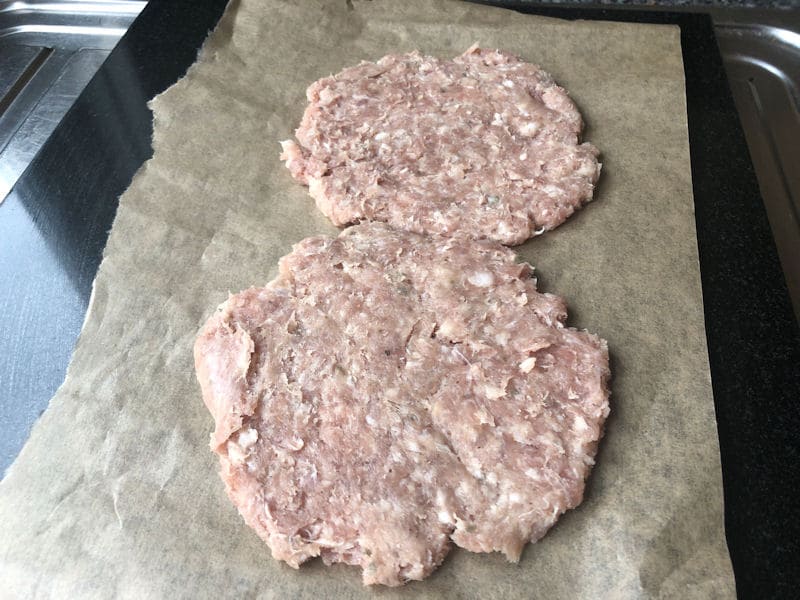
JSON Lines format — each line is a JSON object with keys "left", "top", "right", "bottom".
{"left": 0, "top": 1, "right": 735, "bottom": 597}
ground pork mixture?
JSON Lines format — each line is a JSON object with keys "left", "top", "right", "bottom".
{"left": 194, "top": 223, "right": 610, "bottom": 586}
{"left": 281, "top": 46, "right": 601, "bottom": 245}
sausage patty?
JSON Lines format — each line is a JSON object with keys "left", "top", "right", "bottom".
{"left": 281, "top": 46, "right": 601, "bottom": 245}
{"left": 194, "top": 223, "right": 610, "bottom": 586}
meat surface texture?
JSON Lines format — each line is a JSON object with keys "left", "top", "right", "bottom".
{"left": 194, "top": 223, "right": 610, "bottom": 586}
{"left": 281, "top": 46, "right": 601, "bottom": 245}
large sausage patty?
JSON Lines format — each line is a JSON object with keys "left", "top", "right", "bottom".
{"left": 194, "top": 223, "right": 610, "bottom": 586}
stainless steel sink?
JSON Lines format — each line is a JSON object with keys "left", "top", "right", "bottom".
{"left": 0, "top": 0, "right": 145, "bottom": 201}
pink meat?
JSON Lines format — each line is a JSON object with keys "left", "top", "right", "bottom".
{"left": 194, "top": 223, "right": 610, "bottom": 586}
{"left": 281, "top": 46, "right": 601, "bottom": 245}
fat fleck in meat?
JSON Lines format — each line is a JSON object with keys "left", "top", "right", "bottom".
{"left": 194, "top": 223, "right": 610, "bottom": 586}
{"left": 281, "top": 46, "right": 601, "bottom": 245}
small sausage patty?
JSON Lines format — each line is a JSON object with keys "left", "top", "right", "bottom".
{"left": 281, "top": 47, "right": 601, "bottom": 245}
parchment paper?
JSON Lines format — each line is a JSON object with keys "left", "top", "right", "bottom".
{"left": 0, "top": 1, "right": 735, "bottom": 597}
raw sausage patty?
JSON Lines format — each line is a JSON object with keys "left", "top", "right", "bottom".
{"left": 194, "top": 223, "right": 610, "bottom": 586}
{"left": 281, "top": 46, "right": 601, "bottom": 245}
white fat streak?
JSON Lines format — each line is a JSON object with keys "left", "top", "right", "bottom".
{"left": 541, "top": 184, "right": 563, "bottom": 197}
{"left": 228, "top": 428, "right": 258, "bottom": 465}
{"left": 406, "top": 439, "right": 420, "bottom": 453}
{"left": 227, "top": 441, "right": 245, "bottom": 464}
{"left": 308, "top": 176, "right": 325, "bottom": 198}
{"left": 238, "top": 428, "right": 258, "bottom": 449}
{"left": 576, "top": 160, "right": 597, "bottom": 178}
{"left": 574, "top": 415, "right": 589, "bottom": 431}
{"left": 519, "top": 356, "right": 537, "bottom": 373}
{"left": 525, "top": 468, "right": 543, "bottom": 481}
{"left": 467, "top": 459, "right": 484, "bottom": 480}
{"left": 468, "top": 271, "right": 494, "bottom": 287}
{"left": 484, "top": 384, "right": 506, "bottom": 400}
{"left": 436, "top": 489, "right": 453, "bottom": 524}
{"left": 497, "top": 222, "right": 514, "bottom": 236}
{"left": 315, "top": 538, "right": 347, "bottom": 548}
{"left": 438, "top": 318, "right": 459, "bottom": 339}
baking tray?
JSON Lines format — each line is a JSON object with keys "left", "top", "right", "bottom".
{"left": 0, "top": 0, "right": 797, "bottom": 596}
{"left": 716, "top": 18, "right": 800, "bottom": 321}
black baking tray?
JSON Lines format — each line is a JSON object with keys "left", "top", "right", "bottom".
{"left": 0, "top": 0, "right": 797, "bottom": 596}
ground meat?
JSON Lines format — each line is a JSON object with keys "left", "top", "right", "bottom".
{"left": 194, "top": 223, "right": 610, "bottom": 586}
{"left": 281, "top": 46, "right": 601, "bottom": 245}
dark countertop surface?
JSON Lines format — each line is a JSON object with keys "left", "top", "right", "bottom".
{"left": 0, "top": 0, "right": 798, "bottom": 597}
